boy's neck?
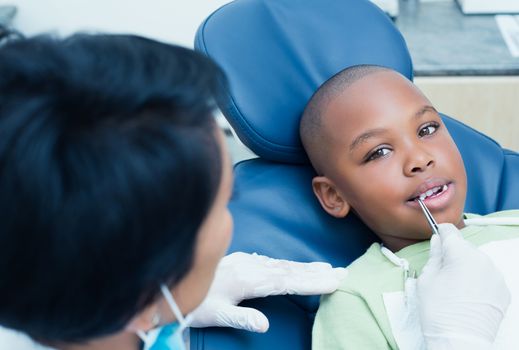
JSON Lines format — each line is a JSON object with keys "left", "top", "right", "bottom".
{"left": 380, "top": 218, "right": 466, "bottom": 252}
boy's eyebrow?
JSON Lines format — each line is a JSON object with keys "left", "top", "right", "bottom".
{"left": 415, "top": 105, "right": 438, "bottom": 119}
{"left": 349, "top": 105, "right": 439, "bottom": 152}
{"left": 349, "top": 128, "right": 387, "bottom": 152}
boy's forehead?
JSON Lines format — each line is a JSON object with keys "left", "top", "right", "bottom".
{"left": 321, "top": 71, "right": 423, "bottom": 137}
{"left": 328, "top": 70, "right": 412, "bottom": 110}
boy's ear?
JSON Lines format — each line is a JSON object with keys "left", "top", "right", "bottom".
{"left": 312, "top": 176, "right": 350, "bottom": 218}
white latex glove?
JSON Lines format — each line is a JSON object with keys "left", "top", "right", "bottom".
{"left": 190, "top": 252, "right": 348, "bottom": 332}
{"left": 417, "top": 223, "right": 511, "bottom": 350}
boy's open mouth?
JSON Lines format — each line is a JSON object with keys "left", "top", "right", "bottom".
{"left": 406, "top": 179, "right": 455, "bottom": 211}
{"left": 409, "top": 184, "right": 448, "bottom": 202}
{"left": 407, "top": 179, "right": 453, "bottom": 204}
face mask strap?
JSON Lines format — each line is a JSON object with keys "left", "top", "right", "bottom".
{"left": 136, "top": 330, "right": 148, "bottom": 342}
{"left": 134, "top": 285, "right": 191, "bottom": 349}
{"left": 160, "top": 284, "right": 193, "bottom": 332}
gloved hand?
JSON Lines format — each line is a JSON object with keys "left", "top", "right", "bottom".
{"left": 417, "top": 223, "right": 511, "bottom": 350}
{"left": 190, "top": 252, "right": 348, "bottom": 332}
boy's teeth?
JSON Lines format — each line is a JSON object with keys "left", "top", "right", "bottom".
{"left": 416, "top": 184, "right": 448, "bottom": 201}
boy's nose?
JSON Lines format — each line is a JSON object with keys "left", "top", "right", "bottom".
{"left": 404, "top": 148, "right": 435, "bottom": 176}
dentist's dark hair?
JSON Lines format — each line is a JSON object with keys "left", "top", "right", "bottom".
{"left": 0, "top": 26, "right": 24, "bottom": 48}
{"left": 0, "top": 34, "right": 225, "bottom": 343}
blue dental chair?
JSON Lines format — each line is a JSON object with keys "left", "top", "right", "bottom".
{"left": 191, "top": 0, "right": 519, "bottom": 349}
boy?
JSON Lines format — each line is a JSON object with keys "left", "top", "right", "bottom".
{"left": 300, "top": 65, "right": 519, "bottom": 349}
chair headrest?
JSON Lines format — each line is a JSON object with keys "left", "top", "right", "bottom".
{"left": 196, "top": 0, "right": 413, "bottom": 163}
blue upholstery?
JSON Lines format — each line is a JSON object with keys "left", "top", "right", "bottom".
{"left": 195, "top": 0, "right": 412, "bottom": 164}
{"left": 192, "top": 0, "right": 519, "bottom": 349}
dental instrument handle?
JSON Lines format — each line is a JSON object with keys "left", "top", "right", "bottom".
{"left": 417, "top": 199, "right": 439, "bottom": 235}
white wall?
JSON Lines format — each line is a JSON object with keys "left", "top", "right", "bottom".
{"left": 2, "top": 0, "right": 231, "bottom": 47}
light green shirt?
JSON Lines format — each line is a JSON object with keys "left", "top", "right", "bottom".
{"left": 312, "top": 210, "right": 519, "bottom": 350}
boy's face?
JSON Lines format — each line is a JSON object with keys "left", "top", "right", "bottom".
{"left": 313, "top": 71, "right": 467, "bottom": 250}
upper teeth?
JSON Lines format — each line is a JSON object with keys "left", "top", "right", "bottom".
{"left": 418, "top": 184, "right": 448, "bottom": 201}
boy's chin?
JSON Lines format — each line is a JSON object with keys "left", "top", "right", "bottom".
{"left": 433, "top": 210, "right": 465, "bottom": 229}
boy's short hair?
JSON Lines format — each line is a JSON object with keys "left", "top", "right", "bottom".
{"left": 0, "top": 34, "right": 225, "bottom": 342}
{"left": 300, "top": 64, "right": 390, "bottom": 173}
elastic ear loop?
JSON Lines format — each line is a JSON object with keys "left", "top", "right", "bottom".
{"left": 160, "top": 285, "right": 194, "bottom": 332}
{"left": 135, "top": 314, "right": 160, "bottom": 342}
{"left": 136, "top": 330, "right": 147, "bottom": 342}
{"left": 136, "top": 315, "right": 160, "bottom": 342}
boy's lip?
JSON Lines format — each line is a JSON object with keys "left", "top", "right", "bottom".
{"left": 406, "top": 178, "right": 455, "bottom": 211}
{"left": 407, "top": 178, "right": 451, "bottom": 201}
{"left": 407, "top": 183, "right": 455, "bottom": 211}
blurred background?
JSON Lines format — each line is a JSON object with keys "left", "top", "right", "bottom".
{"left": 1, "top": 0, "right": 518, "bottom": 162}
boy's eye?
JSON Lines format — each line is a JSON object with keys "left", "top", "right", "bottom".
{"left": 418, "top": 122, "right": 440, "bottom": 137}
{"left": 366, "top": 147, "right": 391, "bottom": 162}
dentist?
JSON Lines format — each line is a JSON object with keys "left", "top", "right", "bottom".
{"left": 0, "top": 33, "right": 509, "bottom": 350}
{"left": 0, "top": 33, "right": 344, "bottom": 350}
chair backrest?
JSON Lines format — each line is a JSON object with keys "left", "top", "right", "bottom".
{"left": 196, "top": 0, "right": 412, "bottom": 164}
{"left": 192, "top": 0, "right": 519, "bottom": 349}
